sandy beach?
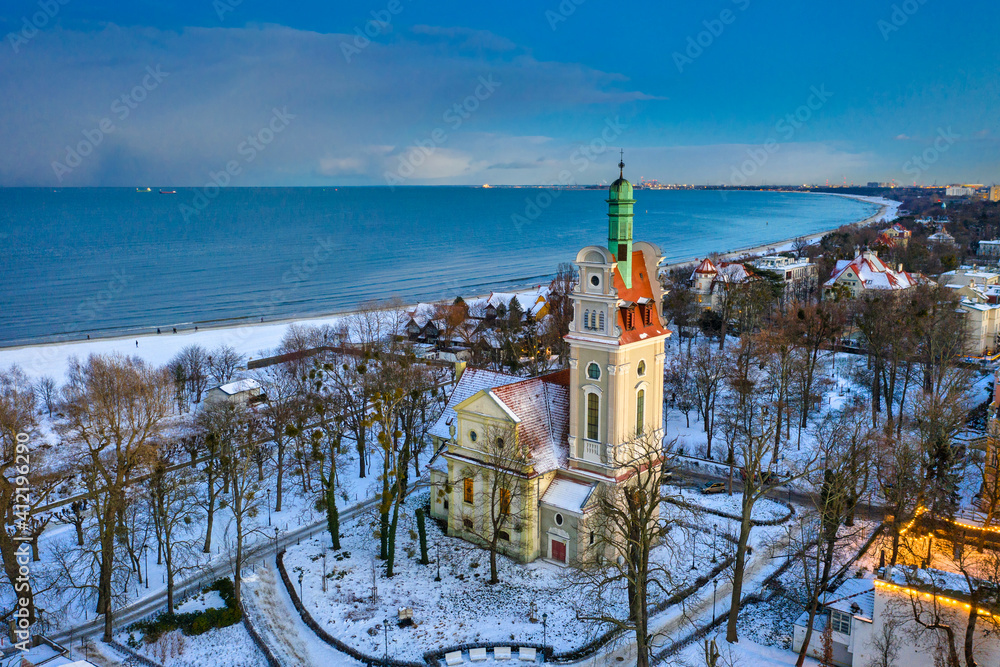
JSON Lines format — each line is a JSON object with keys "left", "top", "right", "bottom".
{"left": 661, "top": 193, "right": 899, "bottom": 272}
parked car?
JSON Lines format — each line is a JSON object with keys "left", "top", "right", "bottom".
{"left": 701, "top": 481, "right": 726, "bottom": 495}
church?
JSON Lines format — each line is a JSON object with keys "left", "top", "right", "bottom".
{"left": 428, "top": 162, "right": 670, "bottom": 565}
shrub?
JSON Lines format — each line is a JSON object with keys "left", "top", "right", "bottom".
{"left": 131, "top": 578, "right": 241, "bottom": 643}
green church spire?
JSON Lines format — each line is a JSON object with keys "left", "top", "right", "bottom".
{"left": 607, "top": 150, "right": 635, "bottom": 288}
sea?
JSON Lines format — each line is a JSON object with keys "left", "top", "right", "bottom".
{"left": 0, "top": 187, "right": 877, "bottom": 347}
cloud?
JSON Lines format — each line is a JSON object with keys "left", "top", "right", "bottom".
{"left": 0, "top": 23, "right": 659, "bottom": 186}
{"left": 895, "top": 134, "right": 911, "bottom": 140}
{"left": 410, "top": 25, "right": 518, "bottom": 52}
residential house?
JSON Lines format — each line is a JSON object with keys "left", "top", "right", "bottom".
{"left": 794, "top": 571, "right": 1000, "bottom": 667}
{"left": 793, "top": 577, "right": 874, "bottom": 667}
{"left": 749, "top": 254, "right": 819, "bottom": 304}
{"left": 977, "top": 239, "right": 1000, "bottom": 262}
{"left": 927, "top": 225, "right": 957, "bottom": 247}
{"left": 429, "top": 165, "right": 670, "bottom": 565}
{"left": 822, "top": 249, "right": 921, "bottom": 299}
{"left": 484, "top": 286, "right": 550, "bottom": 322}
{"left": 876, "top": 223, "right": 911, "bottom": 249}
{"left": 204, "top": 378, "right": 262, "bottom": 405}
{"left": 690, "top": 258, "right": 755, "bottom": 310}
{"left": 938, "top": 267, "right": 1000, "bottom": 289}
{"left": 404, "top": 303, "right": 442, "bottom": 345}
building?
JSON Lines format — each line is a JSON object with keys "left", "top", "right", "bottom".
{"left": 946, "top": 184, "right": 981, "bottom": 197}
{"left": 404, "top": 303, "right": 442, "bottom": 345}
{"left": 428, "top": 162, "right": 670, "bottom": 565}
{"left": 793, "top": 577, "right": 874, "bottom": 667}
{"left": 204, "top": 378, "right": 262, "bottom": 405}
{"left": 927, "top": 225, "right": 957, "bottom": 247}
{"left": 748, "top": 254, "right": 819, "bottom": 304}
{"left": 977, "top": 240, "right": 1000, "bottom": 261}
{"left": 876, "top": 223, "right": 911, "bottom": 249}
{"left": 822, "top": 249, "right": 921, "bottom": 299}
{"left": 484, "top": 286, "right": 550, "bottom": 322}
{"left": 938, "top": 267, "right": 1000, "bottom": 289}
{"left": 987, "top": 185, "right": 1000, "bottom": 202}
{"left": 793, "top": 571, "right": 1000, "bottom": 667}
{"left": 690, "top": 258, "right": 756, "bottom": 310}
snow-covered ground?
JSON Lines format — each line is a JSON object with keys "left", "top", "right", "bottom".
{"left": 118, "top": 622, "right": 269, "bottom": 667}
{"left": 279, "top": 490, "right": 733, "bottom": 662}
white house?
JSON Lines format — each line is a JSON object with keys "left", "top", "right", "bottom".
{"left": 204, "top": 378, "right": 262, "bottom": 405}
{"left": 793, "top": 577, "right": 874, "bottom": 667}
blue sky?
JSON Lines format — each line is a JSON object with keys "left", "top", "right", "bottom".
{"left": 1, "top": 0, "right": 997, "bottom": 186}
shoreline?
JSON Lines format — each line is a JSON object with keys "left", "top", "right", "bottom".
{"left": 661, "top": 193, "right": 897, "bottom": 273}
{"left": 1, "top": 193, "right": 897, "bottom": 357}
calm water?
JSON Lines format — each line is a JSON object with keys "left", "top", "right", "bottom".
{"left": 0, "top": 187, "right": 875, "bottom": 346}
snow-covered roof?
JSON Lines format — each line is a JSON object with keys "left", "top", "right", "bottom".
{"left": 822, "top": 577, "right": 875, "bottom": 621}
{"left": 715, "top": 262, "right": 752, "bottom": 284}
{"left": 215, "top": 378, "right": 261, "bottom": 395}
{"left": 794, "top": 577, "right": 875, "bottom": 628}
{"left": 487, "top": 286, "right": 549, "bottom": 317}
{"left": 824, "top": 251, "right": 919, "bottom": 291}
{"left": 541, "top": 477, "right": 596, "bottom": 514}
{"left": 691, "top": 257, "right": 718, "bottom": 278}
{"left": 490, "top": 370, "right": 570, "bottom": 475}
{"left": 406, "top": 303, "right": 440, "bottom": 329}
{"left": 428, "top": 368, "right": 522, "bottom": 441}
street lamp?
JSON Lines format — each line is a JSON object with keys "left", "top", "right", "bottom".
{"left": 267, "top": 488, "right": 271, "bottom": 526}
{"left": 434, "top": 541, "right": 441, "bottom": 582}
{"left": 383, "top": 617, "right": 390, "bottom": 666}
{"left": 298, "top": 572, "right": 303, "bottom": 601}
{"left": 274, "top": 526, "right": 279, "bottom": 552}
{"left": 144, "top": 545, "right": 149, "bottom": 589}
{"left": 691, "top": 530, "right": 697, "bottom": 570}
{"left": 713, "top": 580, "right": 718, "bottom": 621}
{"left": 541, "top": 612, "right": 547, "bottom": 650}
{"left": 322, "top": 551, "right": 327, "bottom": 593}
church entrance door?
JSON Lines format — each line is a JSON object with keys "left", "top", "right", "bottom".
{"left": 552, "top": 539, "right": 566, "bottom": 563}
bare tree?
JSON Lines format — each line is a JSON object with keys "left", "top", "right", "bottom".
{"left": 573, "top": 434, "right": 683, "bottom": 667}
{"left": 253, "top": 363, "right": 301, "bottom": 512}
{"left": 0, "top": 365, "right": 58, "bottom": 625}
{"left": 455, "top": 421, "right": 530, "bottom": 585}
{"left": 545, "top": 262, "right": 576, "bottom": 366}
{"left": 794, "top": 405, "right": 874, "bottom": 667}
{"left": 170, "top": 345, "right": 210, "bottom": 404}
{"left": 692, "top": 344, "right": 725, "bottom": 459}
{"left": 148, "top": 443, "right": 202, "bottom": 611}
{"left": 60, "top": 353, "right": 171, "bottom": 641}
{"left": 723, "top": 338, "right": 815, "bottom": 643}
{"left": 207, "top": 344, "right": 246, "bottom": 385}
{"left": 223, "top": 410, "right": 263, "bottom": 605}
{"left": 34, "top": 375, "right": 58, "bottom": 418}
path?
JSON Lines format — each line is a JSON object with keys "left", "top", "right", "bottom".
{"left": 586, "top": 513, "right": 805, "bottom": 666}
{"left": 243, "top": 562, "right": 362, "bottom": 667}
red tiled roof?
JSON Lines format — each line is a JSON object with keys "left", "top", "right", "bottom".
{"left": 490, "top": 369, "right": 570, "bottom": 475}
{"left": 693, "top": 257, "right": 717, "bottom": 274}
{"left": 612, "top": 250, "right": 670, "bottom": 345}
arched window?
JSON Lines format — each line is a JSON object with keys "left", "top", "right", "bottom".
{"left": 587, "top": 362, "right": 601, "bottom": 380}
{"left": 637, "top": 360, "right": 646, "bottom": 376}
{"left": 636, "top": 389, "right": 645, "bottom": 435}
{"left": 587, "top": 393, "right": 599, "bottom": 440}
{"left": 598, "top": 311, "right": 605, "bottom": 331}
{"left": 583, "top": 309, "right": 590, "bottom": 330}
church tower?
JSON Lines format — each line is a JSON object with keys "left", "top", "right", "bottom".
{"left": 565, "top": 160, "right": 671, "bottom": 479}
{"left": 607, "top": 155, "right": 635, "bottom": 288}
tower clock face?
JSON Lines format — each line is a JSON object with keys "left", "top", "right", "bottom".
{"left": 590, "top": 275, "right": 600, "bottom": 287}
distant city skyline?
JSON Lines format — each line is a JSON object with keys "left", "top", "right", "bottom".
{"left": 1, "top": 0, "right": 997, "bottom": 187}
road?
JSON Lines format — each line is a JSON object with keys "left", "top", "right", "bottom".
{"left": 47, "top": 492, "right": 382, "bottom": 648}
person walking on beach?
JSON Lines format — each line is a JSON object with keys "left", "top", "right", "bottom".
{"left": 135, "top": 340, "right": 139, "bottom": 348}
